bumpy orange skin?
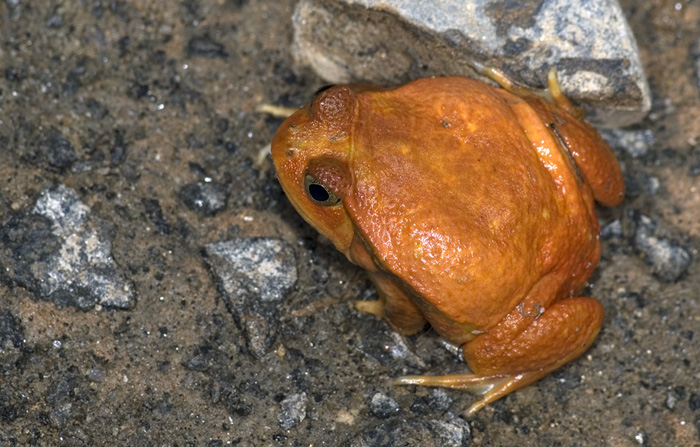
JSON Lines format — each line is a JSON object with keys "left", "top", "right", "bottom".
{"left": 271, "top": 76, "right": 624, "bottom": 413}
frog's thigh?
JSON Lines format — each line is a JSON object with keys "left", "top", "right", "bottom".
{"left": 541, "top": 106, "right": 625, "bottom": 206}
{"left": 507, "top": 94, "right": 624, "bottom": 207}
{"left": 356, "top": 271, "right": 427, "bottom": 335}
{"left": 465, "top": 296, "right": 604, "bottom": 375}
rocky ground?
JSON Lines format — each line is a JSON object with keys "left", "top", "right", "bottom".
{"left": 0, "top": 0, "right": 698, "bottom": 446}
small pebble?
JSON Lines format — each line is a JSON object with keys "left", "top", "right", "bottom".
{"left": 141, "top": 198, "right": 171, "bottom": 235}
{"left": 41, "top": 128, "right": 77, "bottom": 169}
{"left": 426, "top": 388, "right": 453, "bottom": 412}
{"left": 666, "top": 392, "right": 678, "bottom": 410}
{"left": 88, "top": 368, "right": 107, "bottom": 383}
{"left": 689, "top": 393, "right": 700, "bottom": 412}
{"left": 179, "top": 181, "right": 229, "bottom": 216}
{"left": 600, "top": 219, "right": 623, "bottom": 239}
{"left": 369, "top": 392, "right": 400, "bottom": 419}
{"left": 346, "top": 416, "right": 470, "bottom": 446}
{"left": 187, "top": 36, "right": 228, "bottom": 58}
{"left": 633, "top": 214, "right": 691, "bottom": 282}
{"left": 277, "top": 393, "right": 307, "bottom": 429}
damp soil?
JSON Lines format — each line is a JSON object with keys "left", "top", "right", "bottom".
{"left": 0, "top": 0, "right": 699, "bottom": 446}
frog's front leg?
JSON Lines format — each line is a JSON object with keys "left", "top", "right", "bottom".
{"left": 396, "top": 296, "right": 604, "bottom": 415}
{"left": 355, "top": 271, "right": 428, "bottom": 336}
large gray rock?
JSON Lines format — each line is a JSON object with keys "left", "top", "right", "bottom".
{"left": 292, "top": 0, "right": 650, "bottom": 127}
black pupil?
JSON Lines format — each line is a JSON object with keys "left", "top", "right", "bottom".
{"left": 308, "top": 183, "right": 330, "bottom": 202}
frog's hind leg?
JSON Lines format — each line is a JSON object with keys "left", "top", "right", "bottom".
{"left": 471, "top": 61, "right": 625, "bottom": 206}
{"left": 395, "top": 296, "right": 604, "bottom": 416}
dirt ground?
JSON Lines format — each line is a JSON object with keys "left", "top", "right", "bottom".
{"left": 0, "top": 0, "right": 698, "bottom": 446}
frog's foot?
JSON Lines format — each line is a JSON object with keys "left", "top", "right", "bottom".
{"left": 395, "top": 370, "right": 542, "bottom": 416}
{"left": 255, "top": 103, "right": 299, "bottom": 118}
{"left": 469, "top": 61, "right": 582, "bottom": 119}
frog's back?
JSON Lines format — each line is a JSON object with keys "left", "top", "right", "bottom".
{"left": 344, "top": 77, "right": 590, "bottom": 330}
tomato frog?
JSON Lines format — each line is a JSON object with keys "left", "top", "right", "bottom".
{"left": 269, "top": 65, "right": 624, "bottom": 415}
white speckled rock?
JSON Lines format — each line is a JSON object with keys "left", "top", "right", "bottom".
{"left": 292, "top": 0, "right": 650, "bottom": 127}
{"left": 277, "top": 392, "right": 307, "bottom": 429}
{"left": 204, "top": 237, "right": 297, "bottom": 357}
{"left": 0, "top": 185, "right": 135, "bottom": 310}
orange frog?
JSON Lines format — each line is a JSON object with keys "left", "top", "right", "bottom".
{"left": 270, "top": 66, "right": 624, "bottom": 415}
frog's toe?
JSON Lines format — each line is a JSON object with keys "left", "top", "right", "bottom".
{"left": 545, "top": 68, "right": 582, "bottom": 118}
{"left": 354, "top": 300, "right": 385, "bottom": 318}
{"left": 394, "top": 372, "right": 503, "bottom": 396}
{"left": 256, "top": 103, "right": 299, "bottom": 118}
{"left": 394, "top": 371, "right": 542, "bottom": 416}
{"left": 469, "top": 63, "right": 581, "bottom": 115}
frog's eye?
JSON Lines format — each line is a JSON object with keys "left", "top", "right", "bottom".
{"left": 303, "top": 156, "right": 350, "bottom": 206}
{"left": 304, "top": 174, "right": 342, "bottom": 206}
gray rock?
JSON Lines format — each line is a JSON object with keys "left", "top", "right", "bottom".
{"left": 203, "top": 238, "right": 297, "bottom": 357}
{"left": 346, "top": 417, "right": 470, "bottom": 447}
{"left": 369, "top": 391, "right": 400, "bottom": 419}
{"left": 633, "top": 214, "right": 692, "bottom": 283}
{"left": 292, "top": 0, "right": 650, "bottom": 127}
{"left": 277, "top": 392, "right": 307, "bottom": 429}
{"left": 0, "top": 185, "right": 135, "bottom": 310}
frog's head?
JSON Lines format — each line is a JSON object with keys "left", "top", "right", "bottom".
{"left": 271, "top": 85, "right": 367, "bottom": 254}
